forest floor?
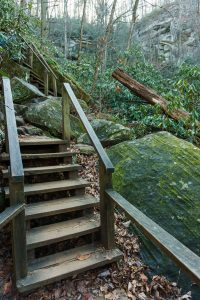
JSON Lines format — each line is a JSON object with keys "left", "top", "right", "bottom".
{"left": 0, "top": 143, "right": 191, "bottom": 300}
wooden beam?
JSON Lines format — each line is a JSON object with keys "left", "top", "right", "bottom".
{"left": 62, "top": 87, "right": 71, "bottom": 143}
{"left": 106, "top": 189, "right": 200, "bottom": 286}
{"left": 99, "top": 162, "right": 115, "bottom": 249}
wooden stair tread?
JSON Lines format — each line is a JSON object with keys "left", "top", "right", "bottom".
{"left": 25, "top": 195, "right": 99, "bottom": 219}
{"left": 0, "top": 151, "right": 74, "bottom": 161}
{"left": 27, "top": 214, "right": 100, "bottom": 249}
{"left": 5, "top": 179, "right": 89, "bottom": 198}
{"left": 19, "top": 137, "right": 67, "bottom": 146}
{"left": 2, "top": 164, "right": 81, "bottom": 178}
{"left": 17, "top": 244, "right": 122, "bottom": 293}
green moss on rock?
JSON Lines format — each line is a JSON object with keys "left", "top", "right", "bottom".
{"left": 108, "top": 131, "right": 200, "bottom": 256}
{"left": 78, "top": 119, "right": 132, "bottom": 146}
{"left": 24, "top": 97, "right": 85, "bottom": 138}
{"left": 11, "top": 77, "right": 45, "bottom": 103}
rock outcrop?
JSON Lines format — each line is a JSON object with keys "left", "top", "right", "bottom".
{"left": 135, "top": 0, "right": 200, "bottom": 64}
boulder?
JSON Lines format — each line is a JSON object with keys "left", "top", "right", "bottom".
{"left": 75, "top": 144, "right": 95, "bottom": 155}
{"left": 11, "top": 77, "right": 45, "bottom": 103}
{"left": 24, "top": 97, "right": 85, "bottom": 138}
{"left": 108, "top": 131, "right": 200, "bottom": 294}
{"left": 78, "top": 119, "right": 132, "bottom": 146}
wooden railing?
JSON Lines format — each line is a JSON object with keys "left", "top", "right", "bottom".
{"left": 1, "top": 77, "right": 27, "bottom": 280}
{"left": 63, "top": 82, "right": 200, "bottom": 286}
{"left": 22, "top": 40, "right": 58, "bottom": 97}
{"left": 63, "top": 83, "right": 115, "bottom": 249}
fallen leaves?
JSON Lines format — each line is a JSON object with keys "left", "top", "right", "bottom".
{"left": 77, "top": 254, "right": 91, "bottom": 261}
{"left": 0, "top": 143, "right": 190, "bottom": 300}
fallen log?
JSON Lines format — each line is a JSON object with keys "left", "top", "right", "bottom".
{"left": 112, "top": 68, "right": 192, "bottom": 123}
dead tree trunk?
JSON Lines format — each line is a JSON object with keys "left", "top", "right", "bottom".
{"left": 126, "top": 0, "right": 140, "bottom": 51}
{"left": 112, "top": 68, "right": 194, "bottom": 123}
{"left": 78, "top": 0, "right": 87, "bottom": 62}
{"left": 92, "top": 0, "right": 118, "bottom": 91}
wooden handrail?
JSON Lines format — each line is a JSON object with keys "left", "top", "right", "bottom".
{"left": 106, "top": 189, "right": 200, "bottom": 286}
{"left": 2, "top": 77, "right": 24, "bottom": 181}
{"left": 63, "top": 83, "right": 114, "bottom": 173}
{"left": 2, "top": 77, "right": 27, "bottom": 280}
{"left": 0, "top": 204, "right": 25, "bottom": 229}
{"left": 63, "top": 82, "right": 115, "bottom": 249}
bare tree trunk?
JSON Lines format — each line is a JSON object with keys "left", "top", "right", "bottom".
{"left": 126, "top": 0, "right": 140, "bottom": 51}
{"left": 36, "top": 0, "right": 40, "bottom": 17}
{"left": 64, "top": 0, "right": 68, "bottom": 58}
{"left": 93, "top": 0, "right": 118, "bottom": 91}
{"left": 41, "top": 0, "right": 48, "bottom": 42}
{"left": 78, "top": 0, "right": 87, "bottom": 62}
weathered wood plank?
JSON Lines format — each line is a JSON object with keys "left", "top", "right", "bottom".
{"left": 25, "top": 194, "right": 99, "bottom": 220}
{"left": 0, "top": 204, "right": 24, "bottom": 229}
{"left": 2, "top": 164, "right": 81, "bottom": 178}
{"left": 27, "top": 214, "right": 100, "bottom": 249}
{"left": 5, "top": 179, "right": 89, "bottom": 198}
{"left": 19, "top": 137, "right": 66, "bottom": 146}
{"left": 0, "top": 151, "right": 74, "bottom": 161}
{"left": 17, "top": 244, "right": 122, "bottom": 293}
{"left": 106, "top": 189, "right": 200, "bottom": 286}
{"left": 63, "top": 83, "right": 114, "bottom": 173}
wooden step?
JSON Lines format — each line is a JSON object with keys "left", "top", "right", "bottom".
{"left": 27, "top": 214, "right": 100, "bottom": 249}
{"left": 0, "top": 151, "right": 73, "bottom": 162}
{"left": 2, "top": 164, "right": 81, "bottom": 178}
{"left": 25, "top": 195, "right": 99, "bottom": 220}
{"left": 17, "top": 244, "right": 122, "bottom": 293}
{"left": 19, "top": 137, "right": 67, "bottom": 146}
{"left": 5, "top": 179, "right": 89, "bottom": 198}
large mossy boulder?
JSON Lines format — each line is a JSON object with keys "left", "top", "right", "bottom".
{"left": 11, "top": 77, "right": 45, "bottom": 103}
{"left": 24, "top": 97, "right": 84, "bottom": 138}
{"left": 108, "top": 131, "right": 200, "bottom": 295}
{"left": 78, "top": 119, "right": 132, "bottom": 146}
{"left": 108, "top": 131, "right": 200, "bottom": 255}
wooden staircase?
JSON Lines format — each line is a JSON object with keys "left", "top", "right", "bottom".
{"left": 1, "top": 136, "right": 121, "bottom": 293}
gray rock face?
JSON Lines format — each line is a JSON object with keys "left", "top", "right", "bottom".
{"left": 24, "top": 97, "right": 85, "bottom": 138}
{"left": 78, "top": 119, "right": 132, "bottom": 146}
{"left": 11, "top": 77, "right": 45, "bottom": 103}
{"left": 135, "top": 0, "right": 200, "bottom": 64}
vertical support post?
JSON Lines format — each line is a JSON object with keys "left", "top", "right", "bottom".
{"left": 44, "top": 69, "right": 49, "bottom": 96}
{"left": 52, "top": 76, "right": 58, "bottom": 97}
{"left": 62, "top": 88, "right": 71, "bottom": 143}
{"left": 99, "top": 160, "right": 115, "bottom": 249}
{"left": 9, "top": 174, "right": 27, "bottom": 280}
{"left": 28, "top": 49, "right": 33, "bottom": 69}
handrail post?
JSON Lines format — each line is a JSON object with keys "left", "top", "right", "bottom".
{"left": 99, "top": 161, "right": 115, "bottom": 249}
{"left": 44, "top": 69, "right": 49, "bottom": 96}
{"left": 28, "top": 49, "right": 33, "bottom": 68}
{"left": 62, "top": 88, "right": 71, "bottom": 143}
{"left": 52, "top": 76, "right": 58, "bottom": 97}
{"left": 9, "top": 172, "right": 27, "bottom": 280}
